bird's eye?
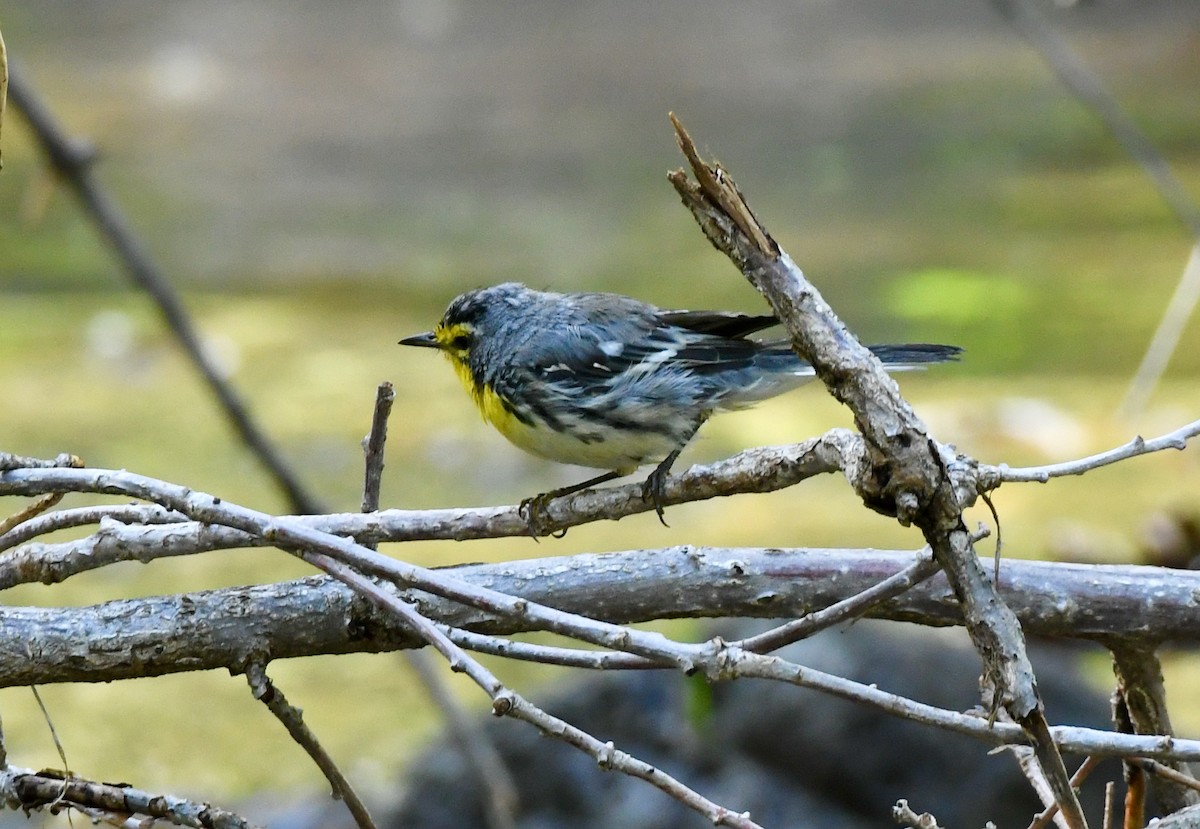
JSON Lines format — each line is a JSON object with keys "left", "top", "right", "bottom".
{"left": 451, "top": 334, "right": 472, "bottom": 350}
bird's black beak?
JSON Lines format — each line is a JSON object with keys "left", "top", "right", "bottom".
{"left": 398, "top": 331, "right": 441, "bottom": 349}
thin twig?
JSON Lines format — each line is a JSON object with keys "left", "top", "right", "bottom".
{"left": 1124, "top": 761, "right": 1145, "bottom": 829}
{"left": 361, "top": 382, "right": 394, "bottom": 518}
{"left": 444, "top": 626, "right": 656, "bottom": 669}
{"left": 0, "top": 24, "right": 7, "bottom": 169}
{"left": 1113, "top": 692, "right": 1147, "bottom": 829}
{"left": 716, "top": 642, "right": 1200, "bottom": 761}
{"left": 1026, "top": 756, "right": 1104, "bottom": 829}
{"left": 0, "top": 452, "right": 80, "bottom": 538}
{"left": 980, "top": 490, "right": 1003, "bottom": 583}
{"left": 1121, "top": 243, "right": 1200, "bottom": 416}
{"left": 244, "top": 663, "right": 377, "bottom": 829}
{"left": 0, "top": 503, "right": 186, "bottom": 555}
{"left": 992, "top": 418, "right": 1200, "bottom": 484}
{"left": 1132, "top": 759, "right": 1200, "bottom": 795}
{"left": 29, "top": 685, "right": 70, "bottom": 775}
{"left": 0, "top": 493, "right": 64, "bottom": 536}
{"left": 6, "top": 64, "right": 321, "bottom": 514}
{"left": 1004, "top": 733, "right": 1067, "bottom": 829}
{"left": 989, "top": 0, "right": 1200, "bottom": 237}
{"left": 0, "top": 452, "right": 81, "bottom": 472}
{"left": 2, "top": 767, "right": 262, "bottom": 829}
{"left": 358, "top": 382, "right": 520, "bottom": 829}
{"left": 731, "top": 548, "right": 940, "bottom": 654}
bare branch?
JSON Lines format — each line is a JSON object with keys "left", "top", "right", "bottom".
{"left": 442, "top": 625, "right": 651, "bottom": 670}
{"left": 0, "top": 436, "right": 855, "bottom": 589}
{"left": 991, "top": 418, "right": 1200, "bottom": 485}
{"left": 0, "top": 452, "right": 82, "bottom": 471}
{"left": 8, "top": 552, "right": 1200, "bottom": 764}
{"left": 1025, "top": 756, "right": 1103, "bottom": 829}
{"left": 1125, "top": 760, "right": 1146, "bottom": 829}
{"left": 0, "top": 492, "right": 64, "bottom": 536}
{"left": 732, "top": 547, "right": 940, "bottom": 654}
{"left": 4, "top": 462, "right": 760, "bottom": 824}
{"left": 10, "top": 547, "right": 1200, "bottom": 686}
{"left": 29, "top": 685, "right": 70, "bottom": 774}
{"left": 1109, "top": 643, "right": 1200, "bottom": 813}
{"left": 361, "top": 382, "right": 394, "bottom": 517}
{"left": 1, "top": 766, "right": 262, "bottom": 829}
{"left": 1132, "top": 760, "right": 1200, "bottom": 796}
{"left": 244, "top": 663, "right": 378, "bottom": 829}
{"left": 668, "top": 114, "right": 1084, "bottom": 826}
{"left": 0, "top": 464, "right": 702, "bottom": 672}
{"left": 0, "top": 24, "right": 7, "bottom": 169}
{"left": 357, "top": 384, "right": 519, "bottom": 829}
{"left": 0, "top": 503, "right": 186, "bottom": 556}
{"left": 989, "top": 0, "right": 1200, "bottom": 237}
{"left": 4, "top": 470, "right": 1198, "bottom": 774}
{"left": 6, "top": 66, "right": 320, "bottom": 513}
{"left": 709, "top": 642, "right": 1200, "bottom": 762}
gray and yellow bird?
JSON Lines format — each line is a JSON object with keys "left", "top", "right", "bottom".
{"left": 401, "top": 282, "right": 960, "bottom": 527}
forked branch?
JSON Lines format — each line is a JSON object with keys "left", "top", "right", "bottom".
{"left": 667, "top": 113, "right": 1087, "bottom": 827}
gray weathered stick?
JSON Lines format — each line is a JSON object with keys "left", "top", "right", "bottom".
{"left": 667, "top": 113, "right": 1085, "bottom": 827}
{"left": 9, "top": 547, "right": 1200, "bottom": 687}
{"left": 1, "top": 766, "right": 262, "bottom": 829}
{"left": 1109, "top": 643, "right": 1200, "bottom": 813}
{"left": 0, "top": 435, "right": 856, "bottom": 588}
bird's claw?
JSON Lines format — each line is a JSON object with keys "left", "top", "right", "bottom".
{"left": 640, "top": 469, "right": 670, "bottom": 527}
{"left": 518, "top": 494, "right": 568, "bottom": 540}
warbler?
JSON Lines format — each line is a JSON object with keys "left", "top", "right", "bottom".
{"left": 400, "top": 282, "right": 960, "bottom": 529}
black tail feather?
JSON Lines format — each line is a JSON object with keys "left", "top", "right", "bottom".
{"left": 867, "top": 343, "right": 963, "bottom": 366}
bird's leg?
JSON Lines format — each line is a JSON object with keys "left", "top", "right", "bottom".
{"left": 641, "top": 449, "right": 682, "bottom": 527}
{"left": 641, "top": 415, "right": 706, "bottom": 526}
{"left": 519, "top": 470, "right": 625, "bottom": 538}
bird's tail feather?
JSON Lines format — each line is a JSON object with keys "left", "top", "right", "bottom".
{"left": 754, "top": 342, "right": 962, "bottom": 373}
{"left": 865, "top": 343, "right": 964, "bottom": 369}
{"left": 717, "top": 342, "right": 961, "bottom": 408}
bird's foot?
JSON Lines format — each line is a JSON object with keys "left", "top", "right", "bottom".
{"left": 640, "top": 448, "right": 683, "bottom": 527}
{"left": 518, "top": 493, "right": 568, "bottom": 540}
{"left": 517, "top": 470, "right": 624, "bottom": 539}
{"left": 640, "top": 467, "right": 671, "bottom": 528}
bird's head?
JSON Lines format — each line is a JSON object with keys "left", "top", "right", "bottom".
{"left": 399, "top": 282, "right": 532, "bottom": 380}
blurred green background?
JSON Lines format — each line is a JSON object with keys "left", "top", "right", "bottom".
{"left": 2, "top": 0, "right": 1199, "bottom": 816}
